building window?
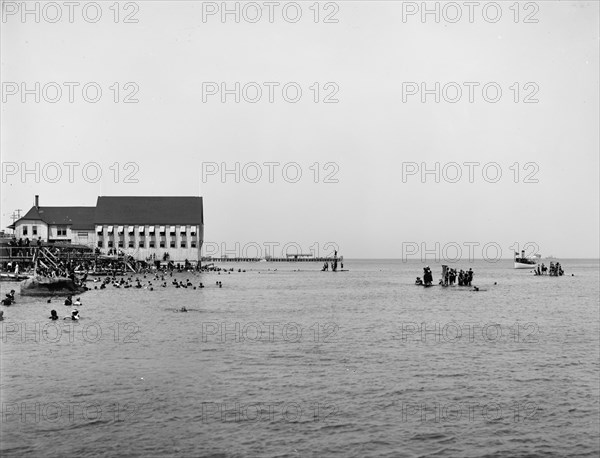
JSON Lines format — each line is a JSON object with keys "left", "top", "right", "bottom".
{"left": 108, "top": 241, "right": 114, "bottom": 248}
{"left": 191, "top": 230, "right": 196, "bottom": 236}
{"left": 160, "top": 241, "right": 165, "bottom": 248}
{"left": 57, "top": 227, "right": 67, "bottom": 236}
{"left": 191, "top": 241, "right": 197, "bottom": 248}
{"left": 118, "top": 241, "right": 124, "bottom": 248}
{"left": 128, "top": 241, "right": 134, "bottom": 248}
{"left": 97, "top": 241, "right": 102, "bottom": 248}
{"left": 32, "top": 226, "right": 38, "bottom": 236}
{"left": 180, "top": 241, "right": 186, "bottom": 248}
{"left": 170, "top": 241, "right": 176, "bottom": 248}
{"left": 23, "top": 226, "right": 28, "bottom": 236}
{"left": 78, "top": 232, "right": 88, "bottom": 238}
{"left": 149, "top": 241, "right": 155, "bottom": 248}
{"left": 139, "top": 241, "right": 145, "bottom": 248}
{"left": 160, "top": 230, "right": 166, "bottom": 236}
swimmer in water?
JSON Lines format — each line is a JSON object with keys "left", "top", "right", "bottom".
{"left": 64, "top": 295, "right": 73, "bottom": 306}
{"left": 64, "top": 309, "right": 79, "bottom": 320}
{"left": 49, "top": 310, "right": 59, "bottom": 320}
{"left": 73, "top": 298, "right": 82, "bottom": 306}
{"left": 0, "top": 310, "right": 4, "bottom": 321}
{"left": 180, "top": 306, "right": 188, "bottom": 312}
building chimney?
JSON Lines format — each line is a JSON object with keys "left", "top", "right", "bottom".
{"left": 35, "top": 195, "right": 39, "bottom": 208}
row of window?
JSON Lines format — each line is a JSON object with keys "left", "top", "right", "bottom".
{"left": 22, "top": 225, "right": 67, "bottom": 236}
{"left": 20, "top": 224, "right": 198, "bottom": 240}
{"left": 21, "top": 225, "right": 39, "bottom": 236}
{"left": 97, "top": 228, "right": 197, "bottom": 236}
{"left": 99, "top": 241, "right": 198, "bottom": 249}
{"left": 98, "top": 231, "right": 197, "bottom": 237}
{"left": 98, "top": 234, "right": 198, "bottom": 239}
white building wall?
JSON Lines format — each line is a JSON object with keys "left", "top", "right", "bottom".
{"left": 71, "top": 229, "right": 95, "bottom": 247}
{"left": 95, "top": 224, "right": 202, "bottom": 262}
{"left": 46, "top": 225, "right": 93, "bottom": 245}
{"left": 14, "top": 220, "right": 48, "bottom": 241}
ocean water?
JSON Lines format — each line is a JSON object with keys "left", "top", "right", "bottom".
{"left": 1, "top": 259, "right": 599, "bottom": 457}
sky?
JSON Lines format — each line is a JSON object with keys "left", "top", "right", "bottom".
{"left": 1, "top": 1, "right": 598, "bottom": 259}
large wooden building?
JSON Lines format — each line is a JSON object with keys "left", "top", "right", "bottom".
{"left": 10, "top": 195, "right": 204, "bottom": 262}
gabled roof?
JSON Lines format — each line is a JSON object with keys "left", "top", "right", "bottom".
{"left": 19, "top": 206, "right": 43, "bottom": 221}
{"left": 95, "top": 196, "right": 203, "bottom": 225}
{"left": 10, "top": 196, "right": 204, "bottom": 230}
{"left": 14, "top": 206, "right": 96, "bottom": 230}
{"left": 39, "top": 207, "right": 96, "bottom": 229}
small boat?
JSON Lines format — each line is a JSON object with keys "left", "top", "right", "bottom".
{"left": 514, "top": 250, "right": 540, "bottom": 269}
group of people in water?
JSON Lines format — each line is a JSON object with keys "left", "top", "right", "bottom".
{"left": 321, "top": 261, "right": 344, "bottom": 271}
{"left": 415, "top": 266, "right": 435, "bottom": 286}
{"left": 89, "top": 271, "right": 230, "bottom": 291}
{"left": 415, "top": 266, "right": 475, "bottom": 287}
{"left": 414, "top": 260, "right": 568, "bottom": 290}
{"left": 2, "top": 289, "right": 16, "bottom": 305}
{"left": 320, "top": 251, "right": 343, "bottom": 272}
{"left": 63, "top": 295, "right": 82, "bottom": 306}
{"left": 534, "top": 262, "right": 564, "bottom": 276}
{"left": 49, "top": 309, "right": 79, "bottom": 320}
{"left": 46, "top": 295, "right": 82, "bottom": 321}
{"left": 440, "top": 267, "right": 474, "bottom": 286}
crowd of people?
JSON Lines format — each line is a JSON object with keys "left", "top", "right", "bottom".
{"left": 90, "top": 269, "right": 231, "bottom": 291}
{"left": 535, "top": 262, "right": 564, "bottom": 276}
{"left": 440, "top": 267, "right": 474, "bottom": 286}
{"left": 2, "top": 241, "right": 211, "bottom": 280}
{"left": 415, "top": 266, "right": 475, "bottom": 287}
{"left": 1, "top": 265, "right": 241, "bottom": 322}
{"left": 5, "top": 236, "right": 43, "bottom": 257}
